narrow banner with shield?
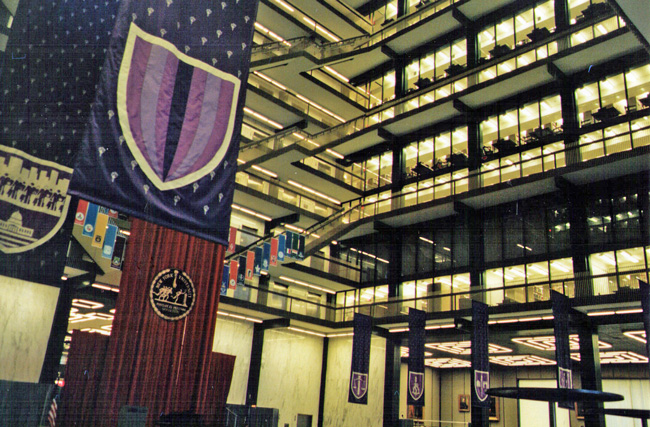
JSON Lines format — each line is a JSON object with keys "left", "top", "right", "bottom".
{"left": 349, "top": 313, "right": 372, "bottom": 405}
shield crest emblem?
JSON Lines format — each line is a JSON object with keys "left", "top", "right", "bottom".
{"left": 350, "top": 372, "right": 368, "bottom": 400}
{"left": 474, "top": 370, "right": 489, "bottom": 401}
{"left": 408, "top": 371, "right": 424, "bottom": 401}
{"left": 558, "top": 367, "right": 572, "bottom": 389}
{"left": 0, "top": 146, "right": 72, "bottom": 254}
{"left": 117, "top": 23, "right": 240, "bottom": 191}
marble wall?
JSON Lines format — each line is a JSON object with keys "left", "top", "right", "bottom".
{"left": 322, "top": 335, "right": 386, "bottom": 427}
{"left": 257, "top": 328, "right": 324, "bottom": 427}
{"left": 0, "top": 276, "right": 59, "bottom": 382}
{"left": 212, "top": 316, "right": 254, "bottom": 404}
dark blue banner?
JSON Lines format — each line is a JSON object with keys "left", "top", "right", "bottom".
{"left": 408, "top": 308, "right": 425, "bottom": 406}
{"left": 111, "top": 234, "right": 127, "bottom": 270}
{"left": 640, "top": 280, "right": 650, "bottom": 372}
{"left": 262, "top": 242, "right": 271, "bottom": 272}
{"left": 297, "top": 234, "right": 305, "bottom": 260}
{"left": 221, "top": 265, "right": 229, "bottom": 296}
{"left": 68, "top": 0, "right": 260, "bottom": 246}
{"left": 0, "top": 0, "right": 119, "bottom": 283}
{"left": 471, "top": 300, "right": 490, "bottom": 409}
{"left": 285, "top": 232, "right": 294, "bottom": 259}
{"left": 254, "top": 246, "right": 263, "bottom": 276}
{"left": 349, "top": 313, "right": 372, "bottom": 405}
{"left": 551, "top": 290, "right": 573, "bottom": 409}
{"left": 237, "top": 255, "right": 246, "bottom": 286}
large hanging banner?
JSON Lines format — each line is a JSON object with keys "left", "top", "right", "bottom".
{"left": 551, "top": 290, "right": 573, "bottom": 409}
{"left": 348, "top": 313, "right": 372, "bottom": 405}
{"left": 407, "top": 308, "right": 426, "bottom": 406}
{"left": 0, "top": 0, "right": 120, "bottom": 283}
{"left": 69, "top": 0, "right": 260, "bottom": 246}
{"left": 471, "top": 300, "right": 490, "bottom": 409}
{"left": 93, "top": 218, "right": 229, "bottom": 426}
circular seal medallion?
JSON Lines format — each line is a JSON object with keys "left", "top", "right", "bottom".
{"left": 149, "top": 268, "right": 196, "bottom": 321}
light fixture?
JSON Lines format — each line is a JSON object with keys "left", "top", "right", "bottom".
{"left": 72, "top": 299, "right": 104, "bottom": 309}
{"left": 279, "top": 275, "right": 336, "bottom": 294}
{"left": 424, "top": 341, "right": 512, "bottom": 355}
{"left": 623, "top": 330, "right": 646, "bottom": 344}
{"left": 288, "top": 180, "right": 341, "bottom": 204}
{"left": 489, "top": 355, "right": 556, "bottom": 366}
{"left": 231, "top": 204, "right": 272, "bottom": 221}
{"left": 217, "top": 310, "right": 263, "bottom": 323}
{"left": 91, "top": 283, "right": 119, "bottom": 292}
{"left": 571, "top": 351, "right": 648, "bottom": 364}
{"left": 288, "top": 326, "right": 326, "bottom": 337}
{"left": 273, "top": 0, "right": 294, "bottom": 12}
{"left": 254, "top": 23, "right": 292, "bottom": 46}
{"left": 243, "top": 107, "right": 283, "bottom": 130}
{"left": 251, "top": 165, "right": 278, "bottom": 178}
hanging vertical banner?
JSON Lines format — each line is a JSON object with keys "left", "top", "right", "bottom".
{"left": 292, "top": 233, "right": 300, "bottom": 258}
{"left": 277, "top": 234, "right": 286, "bottom": 262}
{"left": 551, "top": 290, "right": 573, "bottom": 409}
{"left": 82, "top": 203, "right": 100, "bottom": 238}
{"left": 254, "top": 246, "right": 263, "bottom": 276}
{"left": 75, "top": 200, "right": 90, "bottom": 226}
{"left": 348, "top": 313, "right": 372, "bottom": 405}
{"left": 471, "top": 300, "right": 490, "bottom": 409}
{"left": 111, "top": 234, "right": 127, "bottom": 270}
{"left": 227, "top": 227, "right": 237, "bottom": 253}
{"left": 262, "top": 242, "right": 271, "bottom": 272}
{"left": 285, "top": 232, "right": 294, "bottom": 258}
{"left": 408, "top": 308, "right": 426, "bottom": 406}
{"left": 228, "top": 260, "right": 238, "bottom": 290}
{"left": 68, "top": 0, "right": 261, "bottom": 246}
{"left": 270, "top": 237, "right": 279, "bottom": 266}
{"left": 297, "top": 234, "right": 305, "bottom": 260}
{"left": 639, "top": 280, "right": 650, "bottom": 371}
{"left": 237, "top": 255, "right": 247, "bottom": 286}
{"left": 92, "top": 209, "right": 110, "bottom": 248}
{"left": 221, "top": 265, "right": 229, "bottom": 296}
{"left": 246, "top": 251, "right": 255, "bottom": 280}
{"left": 102, "top": 224, "right": 119, "bottom": 259}
{"left": 0, "top": 0, "right": 120, "bottom": 284}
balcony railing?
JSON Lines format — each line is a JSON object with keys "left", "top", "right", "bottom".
{"left": 243, "top": 15, "right": 630, "bottom": 172}
{"left": 224, "top": 270, "right": 646, "bottom": 323}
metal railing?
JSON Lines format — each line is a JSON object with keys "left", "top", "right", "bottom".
{"left": 224, "top": 270, "right": 646, "bottom": 323}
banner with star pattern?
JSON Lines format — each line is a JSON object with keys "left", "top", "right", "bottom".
{"left": 0, "top": 0, "right": 120, "bottom": 283}
{"left": 69, "top": 0, "right": 260, "bottom": 246}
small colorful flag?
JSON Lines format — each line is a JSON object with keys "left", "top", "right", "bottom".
{"left": 262, "top": 242, "right": 271, "bottom": 271}
{"left": 270, "top": 238, "right": 279, "bottom": 266}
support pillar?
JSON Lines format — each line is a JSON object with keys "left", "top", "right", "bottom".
{"left": 578, "top": 320, "right": 606, "bottom": 427}
{"left": 383, "top": 337, "right": 401, "bottom": 427}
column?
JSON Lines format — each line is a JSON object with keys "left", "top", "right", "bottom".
{"left": 577, "top": 319, "right": 606, "bottom": 427}
{"left": 383, "top": 336, "right": 401, "bottom": 427}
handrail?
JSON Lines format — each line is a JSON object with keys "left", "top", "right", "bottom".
{"left": 222, "top": 271, "right": 645, "bottom": 323}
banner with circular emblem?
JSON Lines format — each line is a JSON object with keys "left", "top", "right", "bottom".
{"left": 149, "top": 268, "right": 196, "bottom": 321}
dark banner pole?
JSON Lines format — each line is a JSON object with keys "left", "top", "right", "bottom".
{"left": 471, "top": 300, "right": 490, "bottom": 427}
{"left": 349, "top": 313, "right": 372, "bottom": 405}
{"left": 640, "top": 280, "right": 650, "bottom": 376}
{"left": 551, "top": 290, "right": 573, "bottom": 409}
{"left": 407, "top": 308, "right": 425, "bottom": 406}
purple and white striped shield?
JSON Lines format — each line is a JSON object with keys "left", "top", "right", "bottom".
{"left": 475, "top": 370, "right": 489, "bottom": 402}
{"left": 117, "top": 23, "right": 240, "bottom": 191}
